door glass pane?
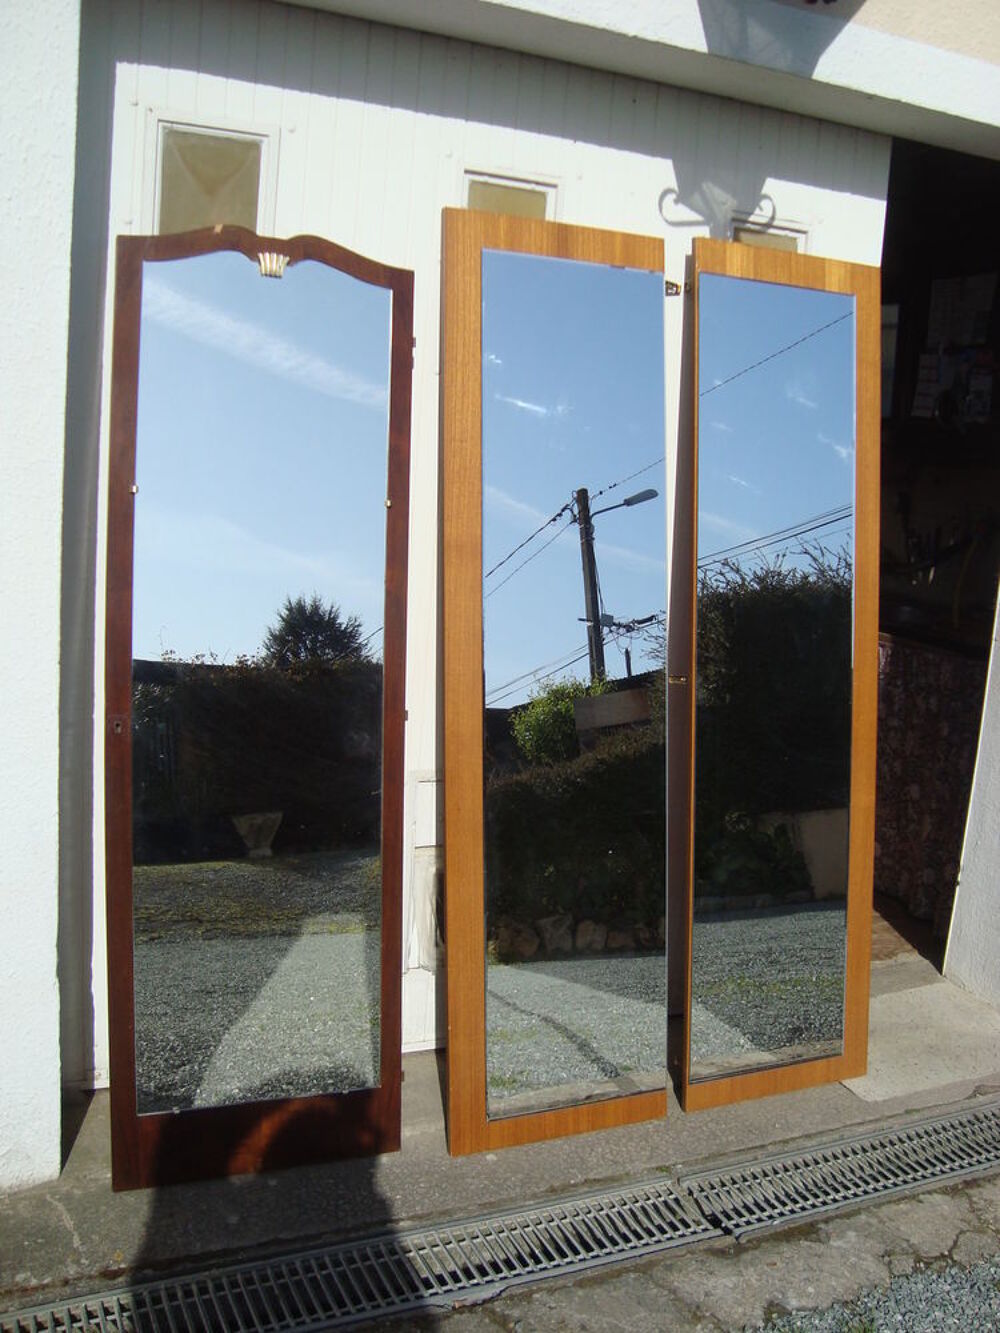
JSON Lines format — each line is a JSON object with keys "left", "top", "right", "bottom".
{"left": 131, "top": 251, "right": 391, "bottom": 1113}
{"left": 481, "top": 250, "right": 667, "bottom": 1118}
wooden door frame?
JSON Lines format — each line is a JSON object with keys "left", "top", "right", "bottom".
{"left": 440, "top": 208, "right": 668, "bottom": 1154}
{"left": 680, "top": 237, "right": 880, "bottom": 1111}
{"left": 105, "top": 226, "right": 413, "bottom": 1189}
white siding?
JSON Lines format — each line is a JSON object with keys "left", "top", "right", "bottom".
{"left": 70, "top": 0, "right": 889, "bottom": 1075}
{"left": 945, "top": 589, "right": 1000, "bottom": 1007}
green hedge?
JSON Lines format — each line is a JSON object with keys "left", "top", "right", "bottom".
{"left": 696, "top": 559, "right": 851, "bottom": 815}
{"left": 694, "top": 557, "right": 851, "bottom": 897}
{"left": 133, "top": 657, "right": 381, "bottom": 861}
{"left": 485, "top": 717, "right": 665, "bottom": 925}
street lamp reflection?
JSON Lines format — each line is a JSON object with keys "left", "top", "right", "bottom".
{"left": 573, "top": 486, "right": 659, "bottom": 680}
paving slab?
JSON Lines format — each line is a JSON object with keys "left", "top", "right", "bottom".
{"left": 845, "top": 977, "right": 1000, "bottom": 1102}
{"left": 411, "top": 1176, "right": 1000, "bottom": 1331}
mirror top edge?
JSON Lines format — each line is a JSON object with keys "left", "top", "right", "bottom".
{"left": 120, "top": 226, "right": 413, "bottom": 289}
{"left": 692, "top": 236, "right": 878, "bottom": 294}
{"left": 444, "top": 207, "right": 663, "bottom": 273}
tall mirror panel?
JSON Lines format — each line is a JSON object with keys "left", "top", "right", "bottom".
{"left": 690, "top": 273, "right": 854, "bottom": 1082}
{"left": 684, "top": 238, "right": 879, "bottom": 1109}
{"left": 443, "top": 210, "right": 669, "bottom": 1153}
{"left": 106, "top": 229, "right": 412, "bottom": 1187}
{"left": 131, "top": 251, "right": 390, "bottom": 1113}
{"left": 481, "top": 250, "right": 667, "bottom": 1119}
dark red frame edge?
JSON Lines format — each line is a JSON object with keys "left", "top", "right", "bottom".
{"left": 105, "top": 225, "right": 413, "bottom": 1190}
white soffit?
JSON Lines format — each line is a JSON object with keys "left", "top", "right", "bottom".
{"left": 285, "top": 0, "right": 1000, "bottom": 158}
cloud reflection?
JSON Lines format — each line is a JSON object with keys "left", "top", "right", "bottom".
{"left": 143, "top": 277, "right": 388, "bottom": 409}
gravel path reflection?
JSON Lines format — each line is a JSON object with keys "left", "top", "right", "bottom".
{"left": 690, "top": 903, "right": 847, "bottom": 1076}
{"left": 132, "top": 849, "right": 380, "bottom": 1112}
{"left": 484, "top": 904, "right": 848, "bottom": 1110}
{"left": 486, "top": 954, "right": 667, "bottom": 1113}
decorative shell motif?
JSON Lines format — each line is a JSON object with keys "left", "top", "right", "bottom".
{"left": 257, "top": 251, "right": 289, "bottom": 279}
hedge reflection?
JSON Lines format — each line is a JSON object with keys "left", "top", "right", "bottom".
{"left": 132, "top": 653, "right": 381, "bottom": 864}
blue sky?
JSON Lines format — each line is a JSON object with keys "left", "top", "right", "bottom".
{"left": 697, "top": 272, "right": 855, "bottom": 570}
{"left": 130, "top": 248, "right": 855, "bottom": 697}
{"left": 132, "top": 251, "right": 391, "bottom": 662}
{"left": 480, "top": 260, "right": 856, "bottom": 706}
{"left": 482, "top": 250, "right": 667, "bottom": 705}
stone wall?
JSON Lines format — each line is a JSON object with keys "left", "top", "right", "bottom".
{"left": 875, "top": 634, "right": 988, "bottom": 936}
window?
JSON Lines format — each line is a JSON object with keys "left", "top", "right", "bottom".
{"left": 157, "top": 127, "right": 262, "bottom": 234}
{"left": 732, "top": 225, "right": 800, "bottom": 252}
{"left": 466, "top": 174, "right": 553, "bottom": 220}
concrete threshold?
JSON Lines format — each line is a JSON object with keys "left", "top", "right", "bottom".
{"left": 3, "top": 962, "right": 1000, "bottom": 1315}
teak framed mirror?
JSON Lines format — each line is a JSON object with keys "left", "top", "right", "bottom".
{"left": 682, "top": 237, "right": 879, "bottom": 1111}
{"left": 442, "top": 208, "right": 669, "bottom": 1154}
{"left": 105, "top": 226, "right": 412, "bottom": 1188}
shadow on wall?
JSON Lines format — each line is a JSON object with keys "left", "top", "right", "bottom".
{"left": 58, "top": 0, "right": 118, "bottom": 1126}
{"left": 663, "top": 0, "right": 873, "bottom": 236}
{"left": 697, "top": 0, "right": 870, "bottom": 77}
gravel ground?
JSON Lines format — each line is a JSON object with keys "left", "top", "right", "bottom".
{"left": 484, "top": 904, "right": 849, "bottom": 1110}
{"left": 486, "top": 954, "right": 666, "bottom": 1113}
{"left": 691, "top": 903, "right": 847, "bottom": 1076}
{"left": 132, "top": 849, "right": 381, "bottom": 1112}
{"left": 749, "top": 1257, "right": 1000, "bottom": 1332}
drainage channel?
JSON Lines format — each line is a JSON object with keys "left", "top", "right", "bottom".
{"left": 681, "top": 1095, "right": 1000, "bottom": 1239}
{"left": 0, "top": 1182, "right": 715, "bottom": 1333}
{"left": 4, "top": 1097, "right": 1000, "bottom": 1333}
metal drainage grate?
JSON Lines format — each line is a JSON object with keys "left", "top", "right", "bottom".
{"left": 0, "top": 1180, "right": 715, "bottom": 1333}
{"left": 681, "top": 1097, "right": 1000, "bottom": 1239}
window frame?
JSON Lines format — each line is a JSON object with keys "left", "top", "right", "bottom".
{"left": 141, "top": 110, "right": 279, "bottom": 235}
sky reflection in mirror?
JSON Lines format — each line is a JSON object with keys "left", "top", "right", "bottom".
{"left": 698, "top": 274, "right": 855, "bottom": 570}
{"left": 482, "top": 251, "right": 666, "bottom": 707}
{"left": 134, "top": 253, "right": 390, "bottom": 663}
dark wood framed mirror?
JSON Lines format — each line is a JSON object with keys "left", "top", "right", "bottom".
{"left": 441, "top": 208, "right": 669, "bottom": 1154}
{"left": 681, "top": 238, "right": 879, "bottom": 1111}
{"left": 105, "top": 226, "right": 412, "bottom": 1188}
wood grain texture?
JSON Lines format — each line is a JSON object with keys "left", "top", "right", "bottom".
{"left": 682, "top": 238, "right": 880, "bottom": 1112}
{"left": 105, "top": 237, "right": 143, "bottom": 1189}
{"left": 441, "top": 208, "right": 666, "bottom": 1156}
{"left": 105, "top": 228, "right": 412, "bottom": 1189}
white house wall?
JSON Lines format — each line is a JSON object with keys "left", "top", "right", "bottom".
{"left": 65, "top": 0, "right": 891, "bottom": 1100}
{"left": 945, "top": 588, "right": 1000, "bottom": 1008}
{"left": 1, "top": 0, "right": 82, "bottom": 1189}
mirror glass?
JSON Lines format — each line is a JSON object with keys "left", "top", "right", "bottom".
{"left": 130, "top": 250, "right": 391, "bottom": 1113}
{"left": 690, "top": 272, "right": 855, "bottom": 1082}
{"left": 481, "top": 250, "right": 667, "bottom": 1118}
